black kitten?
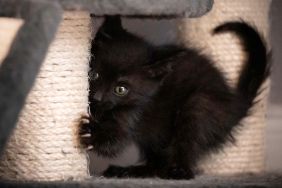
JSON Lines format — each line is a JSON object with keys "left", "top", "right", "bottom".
{"left": 79, "top": 17, "right": 269, "bottom": 179}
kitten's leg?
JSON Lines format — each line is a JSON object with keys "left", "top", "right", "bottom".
{"left": 102, "top": 165, "right": 194, "bottom": 179}
{"left": 78, "top": 115, "right": 128, "bottom": 157}
{"left": 103, "top": 165, "right": 155, "bottom": 178}
{"left": 158, "top": 166, "right": 194, "bottom": 180}
{"left": 162, "top": 94, "right": 234, "bottom": 180}
{"left": 146, "top": 151, "right": 195, "bottom": 179}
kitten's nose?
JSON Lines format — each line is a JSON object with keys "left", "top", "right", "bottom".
{"left": 94, "top": 91, "right": 103, "bottom": 101}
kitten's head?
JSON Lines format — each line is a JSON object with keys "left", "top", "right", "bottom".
{"left": 92, "top": 16, "right": 152, "bottom": 71}
{"left": 90, "top": 16, "right": 184, "bottom": 116}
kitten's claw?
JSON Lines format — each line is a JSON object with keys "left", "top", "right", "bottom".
{"left": 80, "top": 113, "right": 98, "bottom": 124}
{"left": 81, "top": 118, "right": 90, "bottom": 124}
{"left": 78, "top": 114, "right": 95, "bottom": 150}
{"left": 87, "top": 145, "right": 94, "bottom": 150}
{"left": 80, "top": 112, "right": 90, "bottom": 118}
{"left": 81, "top": 133, "right": 91, "bottom": 138}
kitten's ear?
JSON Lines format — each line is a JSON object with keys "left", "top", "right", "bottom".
{"left": 144, "top": 46, "right": 185, "bottom": 79}
{"left": 96, "top": 16, "right": 123, "bottom": 40}
{"left": 144, "top": 60, "right": 174, "bottom": 80}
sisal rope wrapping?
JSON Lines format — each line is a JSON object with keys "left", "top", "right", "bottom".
{"left": 0, "top": 12, "right": 91, "bottom": 181}
{"left": 179, "top": 0, "right": 271, "bottom": 175}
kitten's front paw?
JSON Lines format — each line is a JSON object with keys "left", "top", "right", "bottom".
{"left": 78, "top": 114, "right": 95, "bottom": 151}
{"left": 159, "top": 167, "right": 194, "bottom": 180}
{"left": 103, "top": 166, "right": 130, "bottom": 178}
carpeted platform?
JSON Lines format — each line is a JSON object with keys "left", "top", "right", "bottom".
{"left": 1, "top": 173, "right": 282, "bottom": 187}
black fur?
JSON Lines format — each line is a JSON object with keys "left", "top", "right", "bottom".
{"left": 79, "top": 17, "right": 269, "bottom": 179}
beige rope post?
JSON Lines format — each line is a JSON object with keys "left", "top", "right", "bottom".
{"left": 0, "top": 12, "right": 91, "bottom": 181}
{"left": 179, "top": 0, "right": 271, "bottom": 175}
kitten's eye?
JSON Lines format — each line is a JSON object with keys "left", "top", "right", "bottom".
{"left": 89, "top": 71, "right": 99, "bottom": 81}
{"left": 114, "top": 86, "right": 128, "bottom": 97}
{"left": 94, "top": 73, "right": 99, "bottom": 80}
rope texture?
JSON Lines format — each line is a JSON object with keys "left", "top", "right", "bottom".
{"left": 0, "top": 12, "right": 90, "bottom": 181}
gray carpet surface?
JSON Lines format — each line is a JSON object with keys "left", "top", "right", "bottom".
{"left": 1, "top": 173, "right": 282, "bottom": 187}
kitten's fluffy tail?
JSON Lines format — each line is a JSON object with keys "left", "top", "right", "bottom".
{"left": 213, "top": 21, "right": 270, "bottom": 105}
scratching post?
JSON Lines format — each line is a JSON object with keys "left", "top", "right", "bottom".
{"left": 179, "top": 0, "right": 271, "bottom": 174}
{"left": 0, "top": 12, "right": 90, "bottom": 181}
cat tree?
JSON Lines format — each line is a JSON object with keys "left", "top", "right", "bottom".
{"left": 0, "top": 0, "right": 278, "bottom": 187}
{"left": 0, "top": 0, "right": 212, "bottom": 182}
